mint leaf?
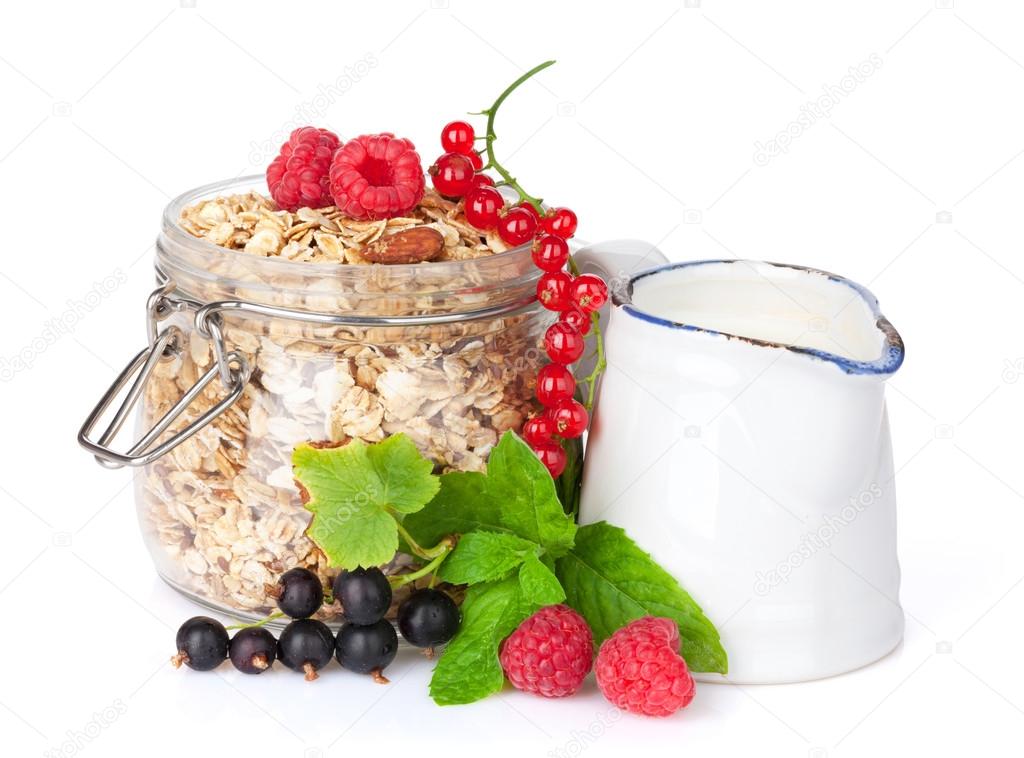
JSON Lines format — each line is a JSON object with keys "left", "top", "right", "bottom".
{"left": 555, "top": 521, "right": 728, "bottom": 673}
{"left": 430, "top": 554, "right": 566, "bottom": 705}
{"left": 518, "top": 553, "right": 565, "bottom": 606}
{"left": 429, "top": 576, "right": 534, "bottom": 705}
{"left": 293, "top": 435, "right": 440, "bottom": 569}
{"left": 437, "top": 531, "right": 537, "bottom": 585}
{"left": 404, "top": 432, "right": 576, "bottom": 556}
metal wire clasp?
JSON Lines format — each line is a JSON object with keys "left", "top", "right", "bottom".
{"left": 77, "top": 284, "right": 251, "bottom": 468}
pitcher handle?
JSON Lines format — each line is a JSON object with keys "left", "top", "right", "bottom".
{"left": 572, "top": 239, "right": 669, "bottom": 388}
{"left": 573, "top": 238, "right": 670, "bottom": 290}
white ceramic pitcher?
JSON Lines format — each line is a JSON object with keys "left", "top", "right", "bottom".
{"left": 575, "top": 241, "right": 905, "bottom": 684}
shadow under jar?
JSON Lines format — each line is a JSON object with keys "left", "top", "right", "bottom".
{"left": 82, "top": 177, "right": 551, "bottom": 624}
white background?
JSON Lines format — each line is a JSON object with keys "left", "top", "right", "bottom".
{"left": 1, "top": 1, "right": 1022, "bottom": 756}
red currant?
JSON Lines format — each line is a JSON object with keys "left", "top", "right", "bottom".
{"left": 533, "top": 442, "right": 567, "bottom": 478}
{"left": 542, "top": 207, "right": 578, "bottom": 238}
{"left": 535, "top": 363, "right": 575, "bottom": 407}
{"left": 472, "top": 174, "right": 495, "bottom": 187}
{"left": 498, "top": 206, "right": 539, "bottom": 247}
{"left": 522, "top": 415, "right": 557, "bottom": 446}
{"left": 537, "top": 271, "right": 573, "bottom": 311}
{"left": 570, "top": 273, "right": 609, "bottom": 313}
{"left": 464, "top": 186, "right": 504, "bottom": 230}
{"left": 516, "top": 201, "right": 542, "bottom": 222}
{"left": 550, "top": 399, "right": 588, "bottom": 438}
{"left": 544, "top": 322, "right": 585, "bottom": 364}
{"left": 429, "top": 152, "right": 475, "bottom": 197}
{"left": 531, "top": 234, "right": 570, "bottom": 273}
{"left": 441, "top": 121, "right": 475, "bottom": 155}
{"left": 560, "top": 307, "right": 592, "bottom": 335}
{"left": 468, "top": 151, "right": 484, "bottom": 170}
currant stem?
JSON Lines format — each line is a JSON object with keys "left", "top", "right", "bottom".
{"left": 225, "top": 611, "right": 285, "bottom": 631}
{"left": 393, "top": 516, "right": 454, "bottom": 561}
{"left": 567, "top": 256, "right": 606, "bottom": 411}
{"left": 481, "top": 60, "right": 555, "bottom": 215}
{"left": 388, "top": 546, "right": 452, "bottom": 590}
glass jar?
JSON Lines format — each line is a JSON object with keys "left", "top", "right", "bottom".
{"left": 80, "top": 177, "right": 551, "bottom": 623}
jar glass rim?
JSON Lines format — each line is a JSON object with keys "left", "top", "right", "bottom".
{"left": 159, "top": 175, "right": 535, "bottom": 282}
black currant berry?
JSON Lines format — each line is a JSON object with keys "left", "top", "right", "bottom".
{"left": 278, "top": 619, "right": 334, "bottom": 681}
{"left": 397, "top": 589, "right": 460, "bottom": 648}
{"left": 335, "top": 619, "right": 398, "bottom": 680}
{"left": 229, "top": 627, "right": 277, "bottom": 675}
{"left": 172, "top": 616, "right": 229, "bottom": 671}
{"left": 333, "top": 567, "right": 392, "bottom": 625}
{"left": 274, "top": 567, "right": 324, "bottom": 619}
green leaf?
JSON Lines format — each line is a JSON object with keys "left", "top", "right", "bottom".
{"left": 404, "top": 431, "right": 576, "bottom": 556}
{"left": 437, "top": 531, "right": 537, "bottom": 585}
{"left": 517, "top": 553, "right": 565, "bottom": 606}
{"left": 429, "top": 576, "right": 535, "bottom": 705}
{"left": 292, "top": 435, "right": 440, "bottom": 570}
{"left": 555, "top": 521, "right": 728, "bottom": 674}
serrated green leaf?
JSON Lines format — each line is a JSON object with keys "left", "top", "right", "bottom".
{"left": 517, "top": 553, "right": 565, "bottom": 606}
{"left": 404, "top": 431, "right": 576, "bottom": 556}
{"left": 292, "top": 435, "right": 440, "bottom": 570}
{"left": 437, "top": 531, "right": 537, "bottom": 585}
{"left": 555, "top": 521, "right": 728, "bottom": 673}
{"left": 429, "top": 576, "right": 534, "bottom": 705}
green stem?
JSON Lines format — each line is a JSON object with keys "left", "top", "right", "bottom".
{"left": 389, "top": 547, "right": 452, "bottom": 590}
{"left": 567, "top": 256, "right": 606, "bottom": 411}
{"left": 481, "top": 60, "right": 555, "bottom": 215}
{"left": 226, "top": 611, "right": 284, "bottom": 631}
{"left": 393, "top": 516, "right": 453, "bottom": 561}
{"left": 583, "top": 312, "right": 606, "bottom": 410}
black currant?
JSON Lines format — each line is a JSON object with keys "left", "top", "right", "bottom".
{"left": 172, "top": 616, "right": 229, "bottom": 671}
{"left": 333, "top": 567, "right": 392, "bottom": 625}
{"left": 274, "top": 567, "right": 324, "bottom": 619}
{"left": 335, "top": 620, "right": 398, "bottom": 680}
{"left": 278, "top": 619, "right": 334, "bottom": 681}
{"left": 229, "top": 627, "right": 277, "bottom": 675}
{"left": 397, "top": 589, "right": 460, "bottom": 648}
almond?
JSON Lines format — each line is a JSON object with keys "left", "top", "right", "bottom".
{"left": 361, "top": 227, "right": 445, "bottom": 264}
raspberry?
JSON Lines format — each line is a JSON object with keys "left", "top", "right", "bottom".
{"left": 329, "top": 133, "right": 425, "bottom": 220}
{"left": 266, "top": 127, "right": 341, "bottom": 211}
{"left": 499, "top": 604, "right": 593, "bottom": 698}
{"left": 595, "top": 617, "right": 696, "bottom": 717}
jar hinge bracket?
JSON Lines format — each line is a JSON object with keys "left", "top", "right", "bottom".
{"left": 77, "top": 283, "right": 251, "bottom": 469}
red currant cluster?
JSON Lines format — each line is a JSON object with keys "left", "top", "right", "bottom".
{"left": 427, "top": 116, "right": 609, "bottom": 479}
{"left": 427, "top": 122, "right": 545, "bottom": 248}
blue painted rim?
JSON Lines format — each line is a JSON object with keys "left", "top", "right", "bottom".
{"left": 618, "top": 260, "right": 905, "bottom": 376}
